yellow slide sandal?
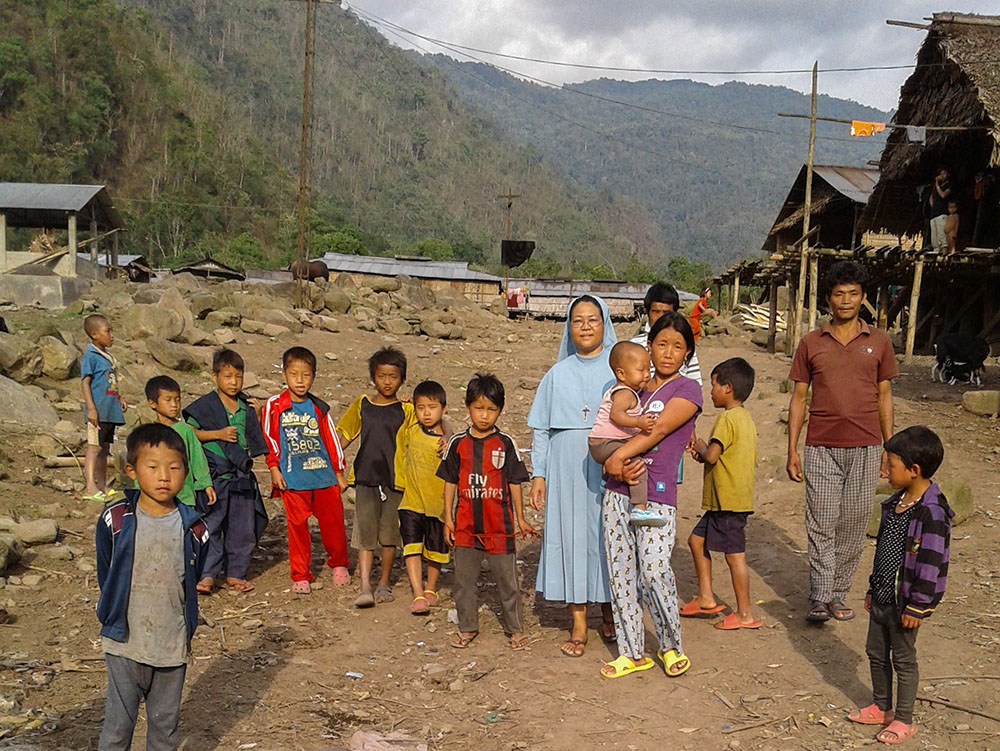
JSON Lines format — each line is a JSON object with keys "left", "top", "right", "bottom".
{"left": 600, "top": 655, "right": 655, "bottom": 679}
{"left": 658, "top": 648, "right": 691, "bottom": 677}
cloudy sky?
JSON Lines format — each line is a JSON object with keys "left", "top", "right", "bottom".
{"left": 345, "top": 1, "right": 996, "bottom": 111}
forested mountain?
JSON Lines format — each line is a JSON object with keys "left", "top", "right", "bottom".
{"left": 1, "top": 0, "right": 670, "bottom": 278}
{"left": 424, "top": 56, "right": 892, "bottom": 267}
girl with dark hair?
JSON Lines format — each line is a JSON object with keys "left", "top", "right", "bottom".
{"left": 688, "top": 288, "right": 716, "bottom": 342}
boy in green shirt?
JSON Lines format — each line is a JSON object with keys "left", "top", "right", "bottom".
{"left": 686, "top": 357, "right": 762, "bottom": 631}
{"left": 144, "top": 376, "right": 217, "bottom": 509}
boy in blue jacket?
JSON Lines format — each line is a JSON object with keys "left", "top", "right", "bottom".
{"left": 96, "top": 423, "right": 209, "bottom": 751}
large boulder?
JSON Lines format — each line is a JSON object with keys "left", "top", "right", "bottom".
{"left": 0, "top": 532, "right": 24, "bottom": 572}
{"left": 962, "top": 390, "right": 999, "bottom": 417}
{"left": 272, "top": 281, "right": 326, "bottom": 313}
{"left": 367, "top": 276, "right": 401, "bottom": 293}
{"left": 392, "top": 278, "right": 436, "bottom": 309}
{"left": 323, "top": 285, "right": 352, "bottom": 314}
{"left": 0, "top": 375, "right": 60, "bottom": 427}
{"left": 379, "top": 317, "right": 412, "bottom": 336}
{"left": 333, "top": 272, "right": 359, "bottom": 292}
{"left": 489, "top": 296, "right": 508, "bottom": 318}
{"left": 10, "top": 518, "right": 59, "bottom": 545}
{"left": 249, "top": 307, "right": 304, "bottom": 333}
{"left": 240, "top": 319, "right": 266, "bottom": 335}
{"left": 146, "top": 339, "right": 200, "bottom": 372}
{"left": 205, "top": 308, "right": 241, "bottom": 328}
{"left": 187, "top": 291, "right": 232, "bottom": 319}
{"left": 132, "top": 287, "right": 163, "bottom": 305}
{"left": 38, "top": 336, "right": 79, "bottom": 380}
{"left": 160, "top": 272, "right": 202, "bottom": 292}
{"left": 0, "top": 333, "right": 43, "bottom": 383}
{"left": 121, "top": 304, "right": 185, "bottom": 341}
{"left": 157, "top": 287, "right": 200, "bottom": 344}
{"left": 419, "top": 316, "right": 451, "bottom": 339}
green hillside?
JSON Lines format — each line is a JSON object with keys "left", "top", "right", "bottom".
{"left": 425, "top": 56, "right": 892, "bottom": 267}
{"left": 1, "top": 0, "right": 673, "bottom": 278}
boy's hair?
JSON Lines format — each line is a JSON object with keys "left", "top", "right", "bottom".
{"left": 647, "top": 310, "right": 695, "bottom": 363}
{"left": 83, "top": 314, "right": 110, "bottom": 337}
{"left": 465, "top": 372, "right": 505, "bottom": 410}
{"left": 145, "top": 375, "right": 181, "bottom": 403}
{"left": 282, "top": 346, "right": 317, "bottom": 373}
{"left": 212, "top": 348, "right": 245, "bottom": 374}
{"left": 413, "top": 380, "right": 447, "bottom": 406}
{"left": 823, "top": 260, "right": 868, "bottom": 299}
{"left": 126, "top": 422, "right": 188, "bottom": 470}
{"left": 884, "top": 426, "right": 944, "bottom": 479}
{"left": 711, "top": 357, "right": 755, "bottom": 402}
{"left": 609, "top": 341, "right": 648, "bottom": 372}
{"left": 368, "top": 346, "right": 407, "bottom": 382}
{"left": 643, "top": 282, "right": 679, "bottom": 313}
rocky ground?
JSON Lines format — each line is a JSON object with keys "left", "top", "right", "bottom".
{"left": 0, "top": 273, "right": 998, "bottom": 751}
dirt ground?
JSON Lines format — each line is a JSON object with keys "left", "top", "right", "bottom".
{"left": 1, "top": 312, "right": 999, "bottom": 751}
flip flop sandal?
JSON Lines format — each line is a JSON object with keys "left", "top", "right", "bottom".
{"left": 226, "top": 578, "right": 255, "bottom": 593}
{"left": 196, "top": 577, "right": 216, "bottom": 595}
{"left": 411, "top": 596, "right": 430, "bottom": 615}
{"left": 291, "top": 580, "right": 312, "bottom": 595}
{"left": 80, "top": 491, "right": 107, "bottom": 503}
{"left": 714, "top": 613, "right": 763, "bottom": 630}
{"left": 600, "top": 655, "right": 654, "bottom": 679}
{"left": 877, "top": 720, "right": 917, "bottom": 745}
{"left": 658, "top": 648, "right": 691, "bottom": 677}
{"left": 332, "top": 566, "right": 351, "bottom": 587}
{"left": 848, "top": 703, "right": 895, "bottom": 726}
{"left": 827, "top": 601, "right": 856, "bottom": 621}
{"left": 354, "top": 591, "right": 375, "bottom": 608}
{"left": 375, "top": 585, "right": 394, "bottom": 603}
{"left": 104, "top": 489, "right": 126, "bottom": 503}
{"left": 806, "top": 601, "right": 831, "bottom": 622}
{"left": 450, "top": 632, "right": 479, "bottom": 649}
{"left": 560, "top": 639, "right": 586, "bottom": 658}
{"left": 423, "top": 589, "right": 439, "bottom": 607}
{"left": 679, "top": 598, "right": 726, "bottom": 617}
{"left": 600, "top": 621, "right": 617, "bottom": 644}
{"left": 510, "top": 635, "right": 530, "bottom": 650}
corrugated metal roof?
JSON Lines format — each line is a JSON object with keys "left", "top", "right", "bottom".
{"left": 321, "top": 252, "right": 500, "bottom": 282}
{"left": 0, "top": 183, "right": 105, "bottom": 211}
{"left": 812, "top": 165, "right": 879, "bottom": 204}
{"left": 510, "top": 278, "right": 699, "bottom": 301}
{"left": 77, "top": 252, "right": 144, "bottom": 266}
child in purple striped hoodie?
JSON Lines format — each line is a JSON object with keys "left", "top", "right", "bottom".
{"left": 848, "top": 426, "right": 952, "bottom": 745}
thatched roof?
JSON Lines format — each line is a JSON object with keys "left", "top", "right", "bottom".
{"left": 863, "top": 12, "right": 1000, "bottom": 236}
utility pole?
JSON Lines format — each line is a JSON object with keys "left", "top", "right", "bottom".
{"left": 497, "top": 188, "right": 520, "bottom": 293}
{"left": 794, "top": 62, "right": 818, "bottom": 342}
{"left": 294, "top": 0, "right": 317, "bottom": 309}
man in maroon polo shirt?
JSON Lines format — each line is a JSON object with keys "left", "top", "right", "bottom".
{"left": 786, "top": 261, "right": 897, "bottom": 623}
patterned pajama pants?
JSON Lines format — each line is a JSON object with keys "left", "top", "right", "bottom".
{"left": 602, "top": 490, "right": 683, "bottom": 659}
{"left": 803, "top": 444, "right": 882, "bottom": 604}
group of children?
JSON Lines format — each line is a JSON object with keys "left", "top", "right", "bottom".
{"left": 83, "top": 304, "right": 951, "bottom": 748}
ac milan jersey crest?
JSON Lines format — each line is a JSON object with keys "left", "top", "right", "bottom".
{"left": 491, "top": 448, "right": 506, "bottom": 469}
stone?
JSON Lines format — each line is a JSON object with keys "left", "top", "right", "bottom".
{"left": 0, "top": 333, "right": 43, "bottom": 383}
{"left": 447, "top": 325, "right": 465, "bottom": 340}
{"left": 323, "top": 285, "right": 352, "bottom": 314}
{"left": 37, "top": 336, "right": 79, "bottom": 380}
{"left": 332, "top": 272, "right": 359, "bottom": 292}
{"left": 249, "top": 306, "right": 304, "bottom": 334}
{"left": 158, "top": 287, "right": 201, "bottom": 344}
{"left": 0, "top": 375, "right": 60, "bottom": 427}
{"left": 160, "top": 271, "right": 202, "bottom": 291}
{"left": 419, "top": 318, "right": 451, "bottom": 339}
{"left": 107, "top": 291, "right": 133, "bottom": 310}
{"left": 213, "top": 328, "right": 237, "bottom": 345}
{"left": 187, "top": 292, "right": 232, "bottom": 319}
{"left": 205, "top": 309, "right": 241, "bottom": 328}
{"left": 392, "top": 279, "right": 436, "bottom": 309}
{"left": 506, "top": 333, "right": 519, "bottom": 343}
{"left": 315, "top": 316, "right": 339, "bottom": 333}
{"left": 0, "top": 533, "right": 24, "bottom": 572}
{"left": 20, "top": 573, "right": 43, "bottom": 587}
{"left": 240, "top": 319, "right": 266, "bottom": 335}
{"left": 262, "top": 323, "right": 292, "bottom": 338}
{"left": 76, "top": 559, "right": 95, "bottom": 573}
{"left": 962, "top": 390, "right": 999, "bottom": 417}
{"left": 352, "top": 305, "right": 377, "bottom": 322}
{"left": 242, "top": 371, "right": 260, "bottom": 390}
{"left": 29, "top": 434, "right": 60, "bottom": 458}
{"left": 380, "top": 317, "right": 412, "bottom": 336}
{"left": 146, "top": 339, "right": 200, "bottom": 372}
{"left": 778, "top": 378, "right": 794, "bottom": 394}
{"left": 187, "top": 327, "right": 215, "bottom": 346}
{"left": 357, "top": 319, "right": 376, "bottom": 332}
{"left": 0, "top": 517, "right": 16, "bottom": 531}
{"left": 489, "top": 297, "right": 508, "bottom": 318}
{"left": 750, "top": 329, "right": 769, "bottom": 348}
{"left": 121, "top": 304, "right": 185, "bottom": 341}
{"left": 10, "top": 519, "right": 59, "bottom": 545}
{"left": 132, "top": 287, "right": 163, "bottom": 305}
{"left": 367, "top": 276, "right": 401, "bottom": 293}
{"left": 324, "top": 352, "right": 338, "bottom": 361}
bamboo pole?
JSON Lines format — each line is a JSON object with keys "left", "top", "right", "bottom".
{"left": 807, "top": 254, "right": 819, "bottom": 330}
{"left": 878, "top": 283, "right": 889, "bottom": 329}
{"left": 733, "top": 275, "right": 741, "bottom": 312}
{"left": 793, "top": 62, "right": 818, "bottom": 344}
{"left": 905, "top": 256, "right": 924, "bottom": 362}
{"left": 66, "top": 212, "right": 77, "bottom": 278}
{"left": 767, "top": 279, "right": 779, "bottom": 354}
{"left": 0, "top": 211, "right": 6, "bottom": 271}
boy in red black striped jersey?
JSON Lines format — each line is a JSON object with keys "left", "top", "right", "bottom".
{"left": 439, "top": 373, "right": 536, "bottom": 650}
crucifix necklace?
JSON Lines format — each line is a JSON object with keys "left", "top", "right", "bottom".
{"left": 581, "top": 404, "right": 591, "bottom": 421}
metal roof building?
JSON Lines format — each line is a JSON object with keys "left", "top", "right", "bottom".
{"left": 320, "top": 252, "right": 500, "bottom": 282}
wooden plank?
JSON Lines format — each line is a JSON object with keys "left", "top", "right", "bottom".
{"left": 905, "top": 257, "right": 924, "bottom": 362}
{"left": 807, "top": 254, "right": 819, "bottom": 331}
{"left": 767, "top": 279, "right": 779, "bottom": 354}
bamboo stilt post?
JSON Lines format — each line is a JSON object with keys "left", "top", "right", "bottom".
{"left": 785, "top": 274, "right": 797, "bottom": 354}
{"left": 877, "top": 283, "right": 889, "bottom": 329}
{"left": 807, "top": 253, "right": 819, "bottom": 330}
{"left": 905, "top": 256, "right": 925, "bottom": 362}
{"left": 0, "top": 211, "right": 6, "bottom": 271}
{"left": 90, "top": 216, "right": 99, "bottom": 279}
{"left": 111, "top": 231, "right": 119, "bottom": 276}
{"left": 733, "top": 275, "right": 741, "bottom": 312}
{"left": 67, "top": 212, "right": 78, "bottom": 278}
{"left": 767, "top": 278, "right": 779, "bottom": 354}
{"left": 793, "top": 62, "right": 819, "bottom": 343}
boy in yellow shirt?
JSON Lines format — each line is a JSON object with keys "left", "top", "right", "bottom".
{"left": 685, "top": 357, "right": 761, "bottom": 630}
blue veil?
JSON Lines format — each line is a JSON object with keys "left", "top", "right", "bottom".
{"left": 556, "top": 295, "right": 617, "bottom": 361}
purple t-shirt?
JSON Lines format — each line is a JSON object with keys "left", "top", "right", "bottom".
{"left": 606, "top": 376, "right": 703, "bottom": 507}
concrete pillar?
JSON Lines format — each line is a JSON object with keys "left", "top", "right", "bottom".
{"left": 111, "top": 232, "right": 119, "bottom": 276}
{"left": 66, "top": 212, "right": 77, "bottom": 278}
{"left": 0, "top": 211, "right": 6, "bottom": 272}
{"left": 90, "top": 216, "right": 99, "bottom": 279}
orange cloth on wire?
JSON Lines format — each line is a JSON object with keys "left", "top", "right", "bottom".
{"left": 850, "top": 120, "right": 886, "bottom": 137}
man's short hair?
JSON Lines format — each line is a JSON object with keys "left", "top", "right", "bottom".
{"left": 465, "top": 372, "right": 505, "bottom": 410}
{"left": 83, "top": 314, "right": 110, "bottom": 337}
{"left": 126, "top": 422, "right": 188, "bottom": 470}
{"left": 884, "top": 426, "right": 944, "bottom": 479}
{"left": 413, "top": 380, "right": 447, "bottom": 406}
{"left": 711, "top": 357, "right": 755, "bottom": 402}
{"left": 282, "top": 346, "right": 317, "bottom": 373}
{"left": 145, "top": 375, "right": 181, "bottom": 403}
{"left": 647, "top": 310, "right": 695, "bottom": 363}
{"left": 823, "top": 260, "right": 868, "bottom": 298}
{"left": 643, "top": 282, "right": 680, "bottom": 313}
{"left": 212, "top": 348, "right": 245, "bottom": 373}
{"left": 368, "top": 347, "right": 407, "bottom": 382}
{"left": 609, "top": 341, "right": 647, "bottom": 372}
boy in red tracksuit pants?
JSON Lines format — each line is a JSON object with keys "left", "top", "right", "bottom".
{"left": 263, "top": 347, "right": 350, "bottom": 594}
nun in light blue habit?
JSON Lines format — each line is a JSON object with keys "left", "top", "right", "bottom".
{"left": 527, "top": 294, "right": 617, "bottom": 657}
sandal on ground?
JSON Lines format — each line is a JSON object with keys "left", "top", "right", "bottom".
{"left": 715, "top": 613, "right": 763, "bottom": 630}
{"left": 600, "top": 620, "right": 616, "bottom": 644}
{"left": 877, "top": 720, "right": 916, "bottom": 744}
{"left": 450, "top": 631, "right": 478, "bottom": 649}
{"left": 658, "top": 648, "right": 691, "bottom": 677}
{"left": 354, "top": 590, "right": 375, "bottom": 608}
{"left": 679, "top": 598, "right": 726, "bottom": 617}
{"left": 510, "top": 634, "right": 529, "bottom": 650}
{"left": 375, "top": 584, "right": 394, "bottom": 603}
{"left": 332, "top": 566, "right": 351, "bottom": 587}
{"left": 806, "top": 601, "right": 831, "bottom": 622}
{"left": 80, "top": 491, "right": 106, "bottom": 503}
{"left": 423, "top": 589, "right": 439, "bottom": 607}
{"left": 291, "top": 580, "right": 312, "bottom": 595}
{"left": 560, "top": 639, "right": 586, "bottom": 658}
{"left": 600, "top": 655, "right": 654, "bottom": 679}
{"left": 196, "top": 577, "right": 216, "bottom": 595}
{"left": 827, "top": 601, "right": 855, "bottom": 621}
{"left": 848, "top": 703, "right": 895, "bottom": 726}
{"left": 226, "top": 577, "right": 255, "bottom": 593}
{"left": 411, "top": 596, "right": 430, "bottom": 615}
{"left": 104, "top": 489, "right": 125, "bottom": 503}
